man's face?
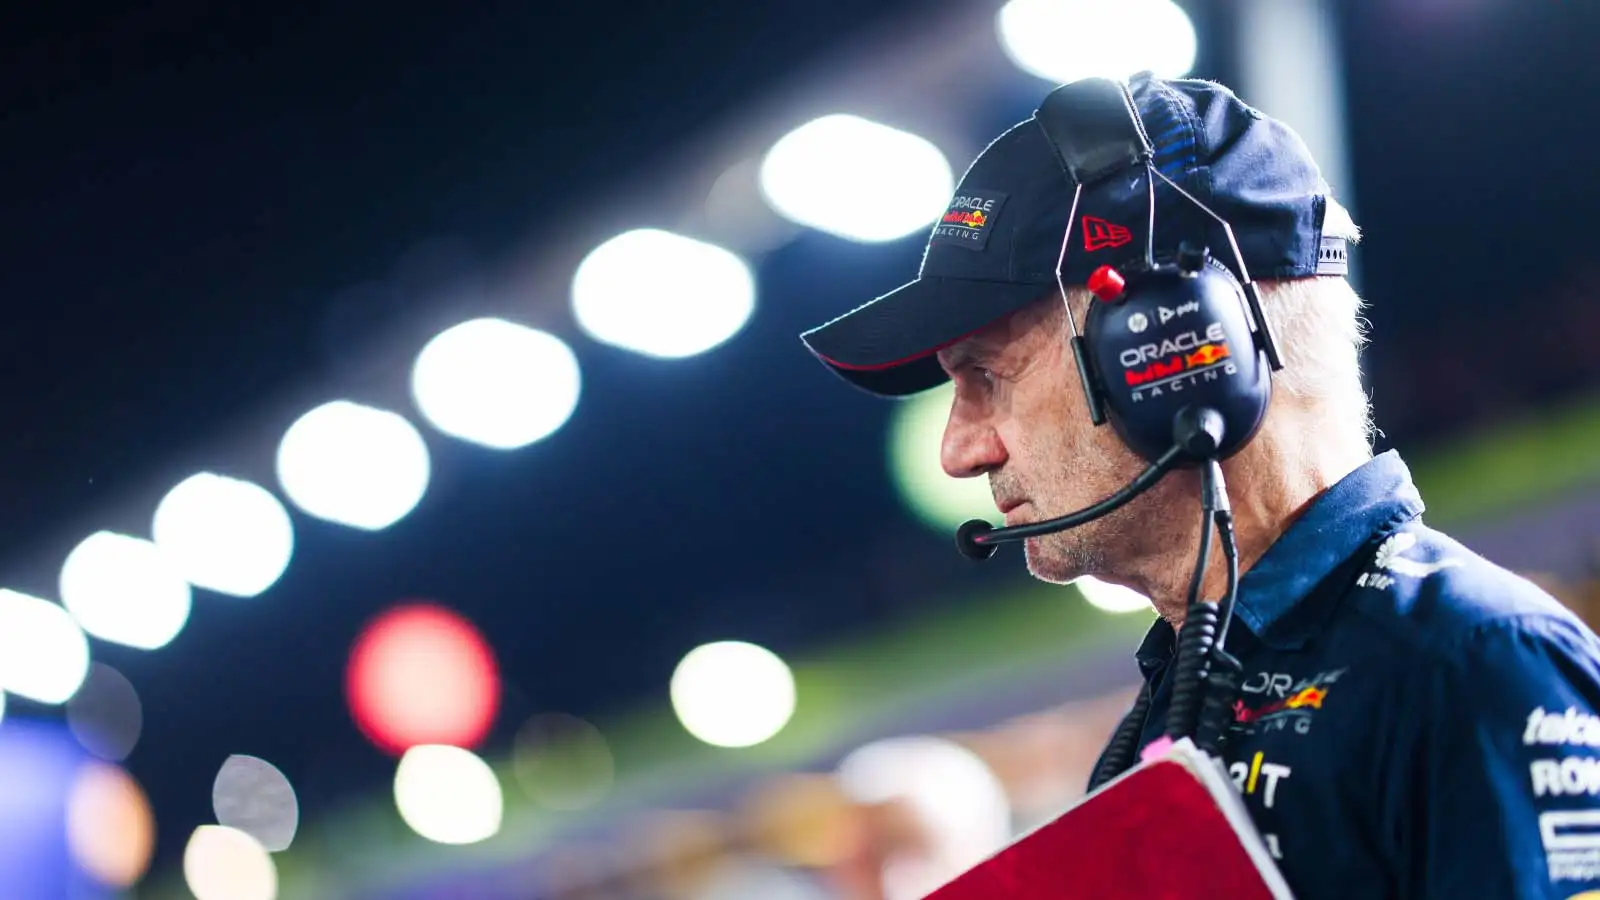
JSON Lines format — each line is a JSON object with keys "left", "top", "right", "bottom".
{"left": 936, "top": 298, "right": 1169, "bottom": 583}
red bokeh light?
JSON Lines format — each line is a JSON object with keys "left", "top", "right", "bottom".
{"left": 345, "top": 601, "right": 500, "bottom": 756}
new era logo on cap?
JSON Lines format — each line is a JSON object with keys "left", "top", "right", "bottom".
{"left": 1083, "top": 216, "right": 1132, "bottom": 251}
{"left": 931, "top": 190, "right": 1009, "bottom": 251}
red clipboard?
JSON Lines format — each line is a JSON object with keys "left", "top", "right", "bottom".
{"left": 924, "top": 739, "right": 1296, "bottom": 899}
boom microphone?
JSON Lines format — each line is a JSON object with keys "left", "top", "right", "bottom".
{"left": 956, "top": 448, "right": 1180, "bottom": 559}
{"left": 955, "top": 407, "right": 1224, "bottom": 561}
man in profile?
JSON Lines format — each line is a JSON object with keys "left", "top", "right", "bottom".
{"left": 799, "top": 72, "right": 1600, "bottom": 898}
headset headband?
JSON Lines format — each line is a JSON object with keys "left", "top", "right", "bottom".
{"left": 1034, "top": 77, "right": 1154, "bottom": 187}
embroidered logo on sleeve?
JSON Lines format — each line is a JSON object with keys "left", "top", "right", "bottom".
{"left": 1356, "top": 532, "right": 1461, "bottom": 590}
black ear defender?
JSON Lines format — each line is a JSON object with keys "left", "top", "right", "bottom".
{"left": 1078, "top": 246, "right": 1274, "bottom": 465}
{"left": 1035, "top": 75, "right": 1284, "bottom": 468}
{"left": 957, "top": 75, "right": 1291, "bottom": 789}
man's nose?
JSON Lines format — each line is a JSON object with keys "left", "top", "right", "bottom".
{"left": 941, "top": 410, "right": 1007, "bottom": 479}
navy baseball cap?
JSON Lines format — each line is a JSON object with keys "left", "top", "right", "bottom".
{"left": 799, "top": 72, "right": 1351, "bottom": 397}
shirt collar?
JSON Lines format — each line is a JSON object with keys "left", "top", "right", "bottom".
{"left": 1134, "top": 616, "right": 1177, "bottom": 675}
{"left": 1134, "top": 449, "right": 1426, "bottom": 665}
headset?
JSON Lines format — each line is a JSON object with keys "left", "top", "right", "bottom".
{"left": 954, "top": 76, "right": 1285, "bottom": 790}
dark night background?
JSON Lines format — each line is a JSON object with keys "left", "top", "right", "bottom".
{"left": 0, "top": 0, "right": 1597, "bottom": 891}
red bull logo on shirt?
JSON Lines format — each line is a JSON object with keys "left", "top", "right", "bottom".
{"left": 1234, "top": 685, "right": 1328, "bottom": 723}
{"left": 1232, "top": 667, "right": 1348, "bottom": 736}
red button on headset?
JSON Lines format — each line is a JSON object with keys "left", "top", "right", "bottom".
{"left": 1087, "top": 265, "right": 1125, "bottom": 301}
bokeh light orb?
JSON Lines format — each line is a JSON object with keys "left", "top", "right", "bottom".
{"left": 759, "top": 114, "right": 954, "bottom": 243}
{"left": 1074, "top": 576, "right": 1154, "bottom": 614}
{"left": 887, "top": 382, "right": 995, "bottom": 533}
{"left": 346, "top": 601, "right": 500, "bottom": 755}
{"left": 59, "top": 532, "right": 192, "bottom": 651}
{"left": 837, "top": 735, "right": 1012, "bottom": 900}
{"left": 670, "top": 641, "right": 796, "bottom": 749}
{"left": 65, "top": 762, "right": 156, "bottom": 889}
{"left": 183, "top": 825, "right": 277, "bottom": 900}
{"left": 393, "top": 744, "right": 504, "bottom": 845}
{"left": 0, "top": 588, "right": 90, "bottom": 704}
{"left": 66, "top": 663, "right": 143, "bottom": 762}
{"left": 410, "top": 318, "right": 583, "bottom": 450}
{"left": 572, "top": 228, "right": 756, "bottom": 360}
{"left": 212, "top": 754, "right": 300, "bottom": 852}
{"left": 152, "top": 472, "right": 295, "bottom": 598}
{"left": 996, "top": 0, "right": 1197, "bottom": 85}
{"left": 512, "top": 713, "right": 615, "bottom": 812}
{"left": 275, "top": 400, "right": 432, "bottom": 531}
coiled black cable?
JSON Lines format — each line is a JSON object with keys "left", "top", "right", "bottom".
{"left": 1194, "top": 509, "right": 1243, "bottom": 754}
{"left": 1165, "top": 599, "right": 1219, "bottom": 744}
{"left": 1163, "top": 473, "right": 1219, "bottom": 744}
{"left": 1083, "top": 445, "right": 1247, "bottom": 788}
{"left": 1086, "top": 680, "right": 1154, "bottom": 792}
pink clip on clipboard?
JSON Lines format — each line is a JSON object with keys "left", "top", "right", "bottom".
{"left": 924, "top": 738, "right": 1296, "bottom": 900}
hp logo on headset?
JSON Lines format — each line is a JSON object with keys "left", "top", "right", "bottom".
{"left": 1127, "top": 312, "right": 1149, "bottom": 333}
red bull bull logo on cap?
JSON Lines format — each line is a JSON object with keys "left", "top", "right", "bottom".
{"left": 941, "top": 209, "right": 988, "bottom": 229}
{"left": 929, "top": 189, "right": 1009, "bottom": 251}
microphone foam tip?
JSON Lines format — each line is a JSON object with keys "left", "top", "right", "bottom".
{"left": 956, "top": 519, "right": 998, "bottom": 561}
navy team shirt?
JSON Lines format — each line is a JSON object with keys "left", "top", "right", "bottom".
{"left": 1106, "top": 450, "right": 1600, "bottom": 899}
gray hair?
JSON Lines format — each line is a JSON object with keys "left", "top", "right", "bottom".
{"left": 1254, "top": 199, "right": 1377, "bottom": 453}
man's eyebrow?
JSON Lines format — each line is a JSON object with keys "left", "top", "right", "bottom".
{"left": 941, "top": 341, "right": 993, "bottom": 369}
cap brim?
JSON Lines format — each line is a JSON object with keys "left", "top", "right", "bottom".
{"left": 799, "top": 277, "right": 1049, "bottom": 397}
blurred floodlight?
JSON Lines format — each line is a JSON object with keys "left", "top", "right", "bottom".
{"left": 153, "top": 473, "right": 294, "bottom": 597}
{"left": 184, "top": 825, "right": 277, "bottom": 900}
{"left": 887, "top": 382, "right": 995, "bottom": 533}
{"left": 411, "top": 318, "right": 582, "bottom": 450}
{"left": 346, "top": 602, "right": 500, "bottom": 756}
{"left": 60, "top": 531, "right": 192, "bottom": 651}
{"left": 837, "top": 735, "right": 1012, "bottom": 900}
{"left": 996, "top": 0, "right": 1196, "bottom": 84}
{"left": 571, "top": 228, "right": 755, "bottom": 359}
{"left": 512, "top": 713, "right": 615, "bottom": 811}
{"left": 275, "top": 400, "right": 431, "bottom": 531}
{"left": 759, "top": 114, "right": 954, "bottom": 243}
{"left": 66, "top": 762, "right": 156, "bottom": 888}
{"left": 670, "top": 641, "right": 796, "bottom": 749}
{"left": 0, "top": 589, "right": 90, "bottom": 703}
{"left": 393, "top": 744, "right": 504, "bottom": 845}
{"left": 66, "top": 663, "right": 143, "bottom": 762}
{"left": 213, "top": 755, "right": 300, "bottom": 852}
{"left": 1074, "top": 576, "right": 1154, "bottom": 614}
